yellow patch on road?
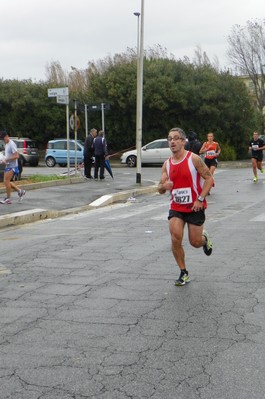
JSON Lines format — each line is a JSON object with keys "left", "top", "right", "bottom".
{"left": 0, "top": 267, "right": 11, "bottom": 275}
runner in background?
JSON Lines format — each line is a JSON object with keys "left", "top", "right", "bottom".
{"left": 0, "top": 130, "right": 26, "bottom": 204}
{"left": 199, "top": 132, "right": 221, "bottom": 193}
{"left": 248, "top": 131, "right": 265, "bottom": 183}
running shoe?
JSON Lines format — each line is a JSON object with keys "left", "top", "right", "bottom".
{"left": 253, "top": 176, "right": 258, "bottom": 183}
{"left": 175, "top": 270, "right": 190, "bottom": 286}
{"left": 18, "top": 189, "right": 26, "bottom": 201}
{"left": 260, "top": 168, "right": 264, "bottom": 173}
{"left": 0, "top": 198, "right": 12, "bottom": 205}
{"left": 202, "top": 230, "right": 213, "bottom": 256}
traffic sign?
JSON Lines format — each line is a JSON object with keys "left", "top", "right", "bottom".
{"left": 88, "top": 103, "right": 110, "bottom": 111}
{"left": 70, "top": 114, "right": 80, "bottom": 130}
{"left": 48, "top": 87, "right": 69, "bottom": 97}
{"left": 89, "top": 104, "right": 101, "bottom": 111}
{"left": 57, "top": 95, "right": 69, "bottom": 105}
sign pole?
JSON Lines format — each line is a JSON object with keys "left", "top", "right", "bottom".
{"left": 101, "top": 103, "right": 105, "bottom": 135}
{"left": 47, "top": 87, "right": 70, "bottom": 177}
{"left": 85, "top": 104, "right": 89, "bottom": 137}
{"left": 66, "top": 103, "right": 70, "bottom": 176}
{"left": 74, "top": 100, "right": 78, "bottom": 175}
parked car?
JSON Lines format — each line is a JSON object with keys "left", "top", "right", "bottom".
{"left": 45, "top": 139, "right": 84, "bottom": 167}
{"left": 10, "top": 137, "right": 39, "bottom": 166}
{"left": 120, "top": 138, "right": 171, "bottom": 167}
{"left": 0, "top": 140, "right": 23, "bottom": 182}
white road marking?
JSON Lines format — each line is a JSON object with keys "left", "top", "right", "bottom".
{"left": 250, "top": 214, "right": 265, "bottom": 222}
{"left": 102, "top": 203, "right": 166, "bottom": 220}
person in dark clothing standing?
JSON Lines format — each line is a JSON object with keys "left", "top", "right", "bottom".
{"left": 84, "top": 128, "right": 97, "bottom": 179}
{"left": 184, "top": 131, "right": 202, "bottom": 155}
{"left": 93, "top": 130, "right": 107, "bottom": 180}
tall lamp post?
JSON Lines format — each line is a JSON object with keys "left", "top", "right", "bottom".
{"left": 134, "top": 0, "right": 144, "bottom": 184}
{"left": 134, "top": 12, "right": 140, "bottom": 56}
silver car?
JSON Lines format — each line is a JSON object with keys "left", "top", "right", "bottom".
{"left": 120, "top": 139, "right": 171, "bottom": 167}
{"left": 10, "top": 137, "right": 39, "bottom": 166}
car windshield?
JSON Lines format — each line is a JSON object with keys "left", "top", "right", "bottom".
{"left": 145, "top": 141, "right": 167, "bottom": 150}
{"left": 26, "top": 141, "right": 37, "bottom": 148}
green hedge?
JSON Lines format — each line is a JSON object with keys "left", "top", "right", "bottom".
{"left": 219, "top": 142, "right": 237, "bottom": 161}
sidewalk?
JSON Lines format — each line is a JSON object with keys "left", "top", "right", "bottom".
{"left": 0, "top": 168, "right": 159, "bottom": 229}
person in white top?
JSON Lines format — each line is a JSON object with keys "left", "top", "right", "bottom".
{"left": 0, "top": 130, "right": 26, "bottom": 204}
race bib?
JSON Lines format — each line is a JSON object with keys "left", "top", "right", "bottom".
{"left": 172, "top": 187, "right": 192, "bottom": 204}
{"left": 252, "top": 144, "right": 259, "bottom": 150}
{"left": 206, "top": 150, "right": 216, "bottom": 157}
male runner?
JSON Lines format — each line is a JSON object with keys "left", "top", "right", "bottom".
{"left": 248, "top": 131, "right": 265, "bottom": 183}
{"left": 158, "top": 127, "right": 214, "bottom": 286}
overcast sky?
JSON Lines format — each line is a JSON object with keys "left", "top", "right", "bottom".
{"left": 1, "top": 0, "right": 264, "bottom": 81}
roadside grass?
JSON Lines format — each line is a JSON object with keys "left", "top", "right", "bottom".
{"left": 0, "top": 174, "right": 80, "bottom": 189}
{"left": 23, "top": 174, "right": 70, "bottom": 183}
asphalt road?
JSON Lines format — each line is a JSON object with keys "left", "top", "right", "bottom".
{"left": 0, "top": 166, "right": 265, "bottom": 398}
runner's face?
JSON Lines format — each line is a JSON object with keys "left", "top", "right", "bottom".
{"left": 167, "top": 133, "right": 185, "bottom": 153}
{"left": 253, "top": 132, "right": 259, "bottom": 140}
{"left": 207, "top": 134, "right": 214, "bottom": 142}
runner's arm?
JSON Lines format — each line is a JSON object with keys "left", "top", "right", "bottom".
{"left": 158, "top": 161, "right": 173, "bottom": 194}
{"left": 216, "top": 142, "right": 221, "bottom": 157}
{"left": 192, "top": 154, "right": 214, "bottom": 197}
{"left": 3, "top": 150, "right": 19, "bottom": 163}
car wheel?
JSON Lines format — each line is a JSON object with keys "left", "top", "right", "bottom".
{"left": 127, "top": 155, "right": 137, "bottom": 167}
{"left": 45, "top": 156, "right": 56, "bottom": 167}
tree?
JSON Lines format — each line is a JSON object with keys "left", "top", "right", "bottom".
{"left": 0, "top": 46, "right": 259, "bottom": 159}
{"left": 0, "top": 79, "right": 66, "bottom": 145}
{"left": 83, "top": 49, "right": 255, "bottom": 158}
{"left": 227, "top": 20, "right": 265, "bottom": 132}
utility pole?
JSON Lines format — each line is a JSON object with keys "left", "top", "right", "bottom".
{"left": 135, "top": 0, "right": 144, "bottom": 184}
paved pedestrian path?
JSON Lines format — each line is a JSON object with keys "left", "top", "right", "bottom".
{"left": 0, "top": 168, "right": 159, "bottom": 228}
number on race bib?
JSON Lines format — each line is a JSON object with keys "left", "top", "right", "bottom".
{"left": 172, "top": 187, "right": 192, "bottom": 204}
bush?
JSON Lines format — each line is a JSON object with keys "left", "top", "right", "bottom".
{"left": 219, "top": 143, "right": 237, "bottom": 161}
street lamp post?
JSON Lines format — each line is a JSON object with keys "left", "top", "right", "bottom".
{"left": 134, "top": 12, "right": 140, "bottom": 57}
{"left": 134, "top": 0, "right": 144, "bottom": 184}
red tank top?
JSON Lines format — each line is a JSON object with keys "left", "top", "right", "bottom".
{"left": 166, "top": 152, "right": 207, "bottom": 213}
{"left": 204, "top": 141, "right": 218, "bottom": 159}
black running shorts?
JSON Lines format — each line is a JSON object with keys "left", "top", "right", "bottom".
{"left": 252, "top": 154, "right": 263, "bottom": 162}
{"left": 204, "top": 158, "right": 218, "bottom": 168}
{"left": 168, "top": 209, "right": 205, "bottom": 226}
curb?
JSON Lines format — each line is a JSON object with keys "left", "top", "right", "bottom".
{"left": 0, "top": 184, "right": 158, "bottom": 229}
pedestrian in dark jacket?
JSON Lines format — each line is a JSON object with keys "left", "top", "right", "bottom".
{"left": 184, "top": 131, "right": 202, "bottom": 155}
{"left": 84, "top": 128, "right": 97, "bottom": 178}
{"left": 93, "top": 130, "right": 107, "bottom": 180}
